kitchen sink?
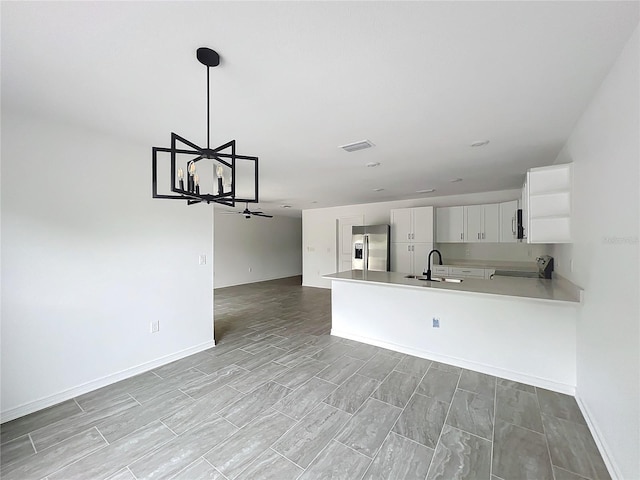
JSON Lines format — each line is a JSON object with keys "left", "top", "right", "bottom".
{"left": 404, "top": 275, "right": 463, "bottom": 283}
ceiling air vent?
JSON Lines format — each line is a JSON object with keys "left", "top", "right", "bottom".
{"left": 339, "top": 140, "right": 375, "bottom": 152}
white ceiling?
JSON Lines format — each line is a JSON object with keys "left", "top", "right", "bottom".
{"left": 2, "top": 1, "right": 638, "bottom": 215}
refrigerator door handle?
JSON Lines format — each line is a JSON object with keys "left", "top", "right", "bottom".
{"left": 363, "top": 235, "right": 369, "bottom": 272}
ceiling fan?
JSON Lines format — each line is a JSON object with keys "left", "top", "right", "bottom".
{"left": 221, "top": 203, "right": 273, "bottom": 219}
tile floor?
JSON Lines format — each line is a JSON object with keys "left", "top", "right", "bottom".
{"left": 0, "top": 276, "right": 610, "bottom": 480}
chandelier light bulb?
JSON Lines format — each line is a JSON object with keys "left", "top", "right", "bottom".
{"left": 188, "top": 162, "right": 196, "bottom": 176}
{"left": 177, "top": 168, "right": 184, "bottom": 180}
{"left": 216, "top": 165, "right": 224, "bottom": 179}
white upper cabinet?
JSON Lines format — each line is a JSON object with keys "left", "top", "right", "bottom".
{"left": 464, "top": 203, "right": 499, "bottom": 242}
{"left": 391, "top": 207, "right": 434, "bottom": 243}
{"left": 499, "top": 200, "right": 519, "bottom": 243}
{"left": 391, "top": 208, "right": 412, "bottom": 243}
{"left": 464, "top": 205, "right": 483, "bottom": 242}
{"left": 435, "top": 206, "right": 464, "bottom": 243}
{"left": 483, "top": 204, "right": 499, "bottom": 242}
{"left": 525, "top": 163, "right": 572, "bottom": 243}
{"left": 412, "top": 207, "right": 434, "bottom": 243}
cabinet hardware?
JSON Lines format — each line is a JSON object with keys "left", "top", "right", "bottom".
{"left": 460, "top": 233, "right": 463, "bottom": 240}
{"left": 482, "top": 232, "right": 485, "bottom": 240}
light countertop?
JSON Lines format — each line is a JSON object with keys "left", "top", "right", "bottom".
{"left": 324, "top": 270, "right": 582, "bottom": 304}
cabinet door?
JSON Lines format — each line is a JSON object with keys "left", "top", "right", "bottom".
{"left": 450, "top": 267, "right": 485, "bottom": 278}
{"left": 390, "top": 209, "right": 412, "bottom": 243}
{"left": 436, "top": 206, "right": 464, "bottom": 242}
{"left": 412, "top": 243, "right": 432, "bottom": 276}
{"left": 390, "top": 243, "right": 413, "bottom": 274}
{"left": 464, "top": 205, "right": 483, "bottom": 242}
{"left": 499, "top": 200, "right": 518, "bottom": 243}
{"left": 412, "top": 207, "right": 434, "bottom": 243}
{"left": 482, "top": 203, "right": 500, "bottom": 242}
{"left": 432, "top": 265, "right": 449, "bottom": 276}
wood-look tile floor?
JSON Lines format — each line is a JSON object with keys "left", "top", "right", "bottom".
{"left": 1, "top": 276, "right": 610, "bottom": 480}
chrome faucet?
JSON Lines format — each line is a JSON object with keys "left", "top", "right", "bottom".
{"left": 424, "top": 249, "right": 443, "bottom": 280}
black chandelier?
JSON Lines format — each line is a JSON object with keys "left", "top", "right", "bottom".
{"left": 152, "top": 47, "right": 259, "bottom": 207}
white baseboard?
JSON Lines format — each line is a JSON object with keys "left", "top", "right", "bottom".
{"left": 575, "top": 393, "right": 621, "bottom": 480}
{"left": 302, "top": 282, "right": 331, "bottom": 289}
{"left": 331, "top": 328, "right": 576, "bottom": 395}
{"left": 1, "top": 341, "right": 215, "bottom": 423}
{"left": 215, "top": 274, "right": 302, "bottom": 289}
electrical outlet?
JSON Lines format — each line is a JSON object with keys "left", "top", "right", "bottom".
{"left": 432, "top": 317, "right": 440, "bottom": 328}
{"left": 150, "top": 321, "right": 160, "bottom": 333}
{"left": 249, "top": 267, "right": 252, "bottom": 272}
{"left": 199, "top": 254, "right": 206, "bottom": 265}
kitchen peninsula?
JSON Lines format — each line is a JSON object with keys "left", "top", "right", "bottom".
{"left": 325, "top": 270, "right": 582, "bottom": 394}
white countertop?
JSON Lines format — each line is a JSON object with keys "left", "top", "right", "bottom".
{"left": 324, "top": 270, "right": 582, "bottom": 303}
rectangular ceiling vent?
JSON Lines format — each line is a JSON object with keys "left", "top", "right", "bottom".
{"left": 339, "top": 139, "right": 375, "bottom": 152}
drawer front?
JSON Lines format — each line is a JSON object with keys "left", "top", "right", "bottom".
{"left": 433, "top": 266, "right": 449, "bottom": 275}
{"left": 450, "top": 267, "right": 485, "bottom": 278}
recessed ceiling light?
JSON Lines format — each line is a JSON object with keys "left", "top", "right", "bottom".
{"left": 339, "top": 140, "right": 375, "bottom": 152}
{"left": 373, "top": 188, "right": 385, "bottom": 192}
{"left": 366, "top": 162, "right": 381, "bottom": 168}
{"left": 310, "top": 201, "right": 318, "bottom": 204}
{"left": 450, "top": 178, "right": 463, "bottom": 183}
{"left": 280, "top": 204, "right": 292, "bottom": 208}
{"left": 470, "top": 140, "right": 490, "bottom": 147}
{"left": 416, "top": 189, "right": 435, "bottom": 194}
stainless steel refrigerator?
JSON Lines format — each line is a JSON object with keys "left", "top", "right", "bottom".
{"left": 352, "top": 225, "right": 391, "bottom": 272}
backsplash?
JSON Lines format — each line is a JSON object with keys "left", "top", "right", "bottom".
{"left": 436, "top": 242, "right": 552, "bottom": 263}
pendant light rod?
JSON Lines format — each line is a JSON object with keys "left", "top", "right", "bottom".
{"left": 196, "top": 47, "right": 219, "bottom": 149}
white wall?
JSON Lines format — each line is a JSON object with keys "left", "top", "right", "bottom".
{"left": 214, "top": 210, "right": 301, "bottom": 288}
{"left": 1, "top": 112, "right": 215, "bottom": 420}
{"left": 552, "top": 26, "right": 639, "bottom": 479}
{"left": 302, "top": 189, "right": 522, "bottom": 288}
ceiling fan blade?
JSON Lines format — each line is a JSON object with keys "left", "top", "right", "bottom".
{"left": 252, "top": 212, "right": 273, "bottom": 218}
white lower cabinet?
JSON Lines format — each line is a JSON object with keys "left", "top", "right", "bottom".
{"left": 432, "top": 265, "right": 449, "bottom": 276}
{"left": 391, "top": 242, "right": 432, "bottom": 275}
{"left": 449, "top": 267, "right": 486, "bottom": 279}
